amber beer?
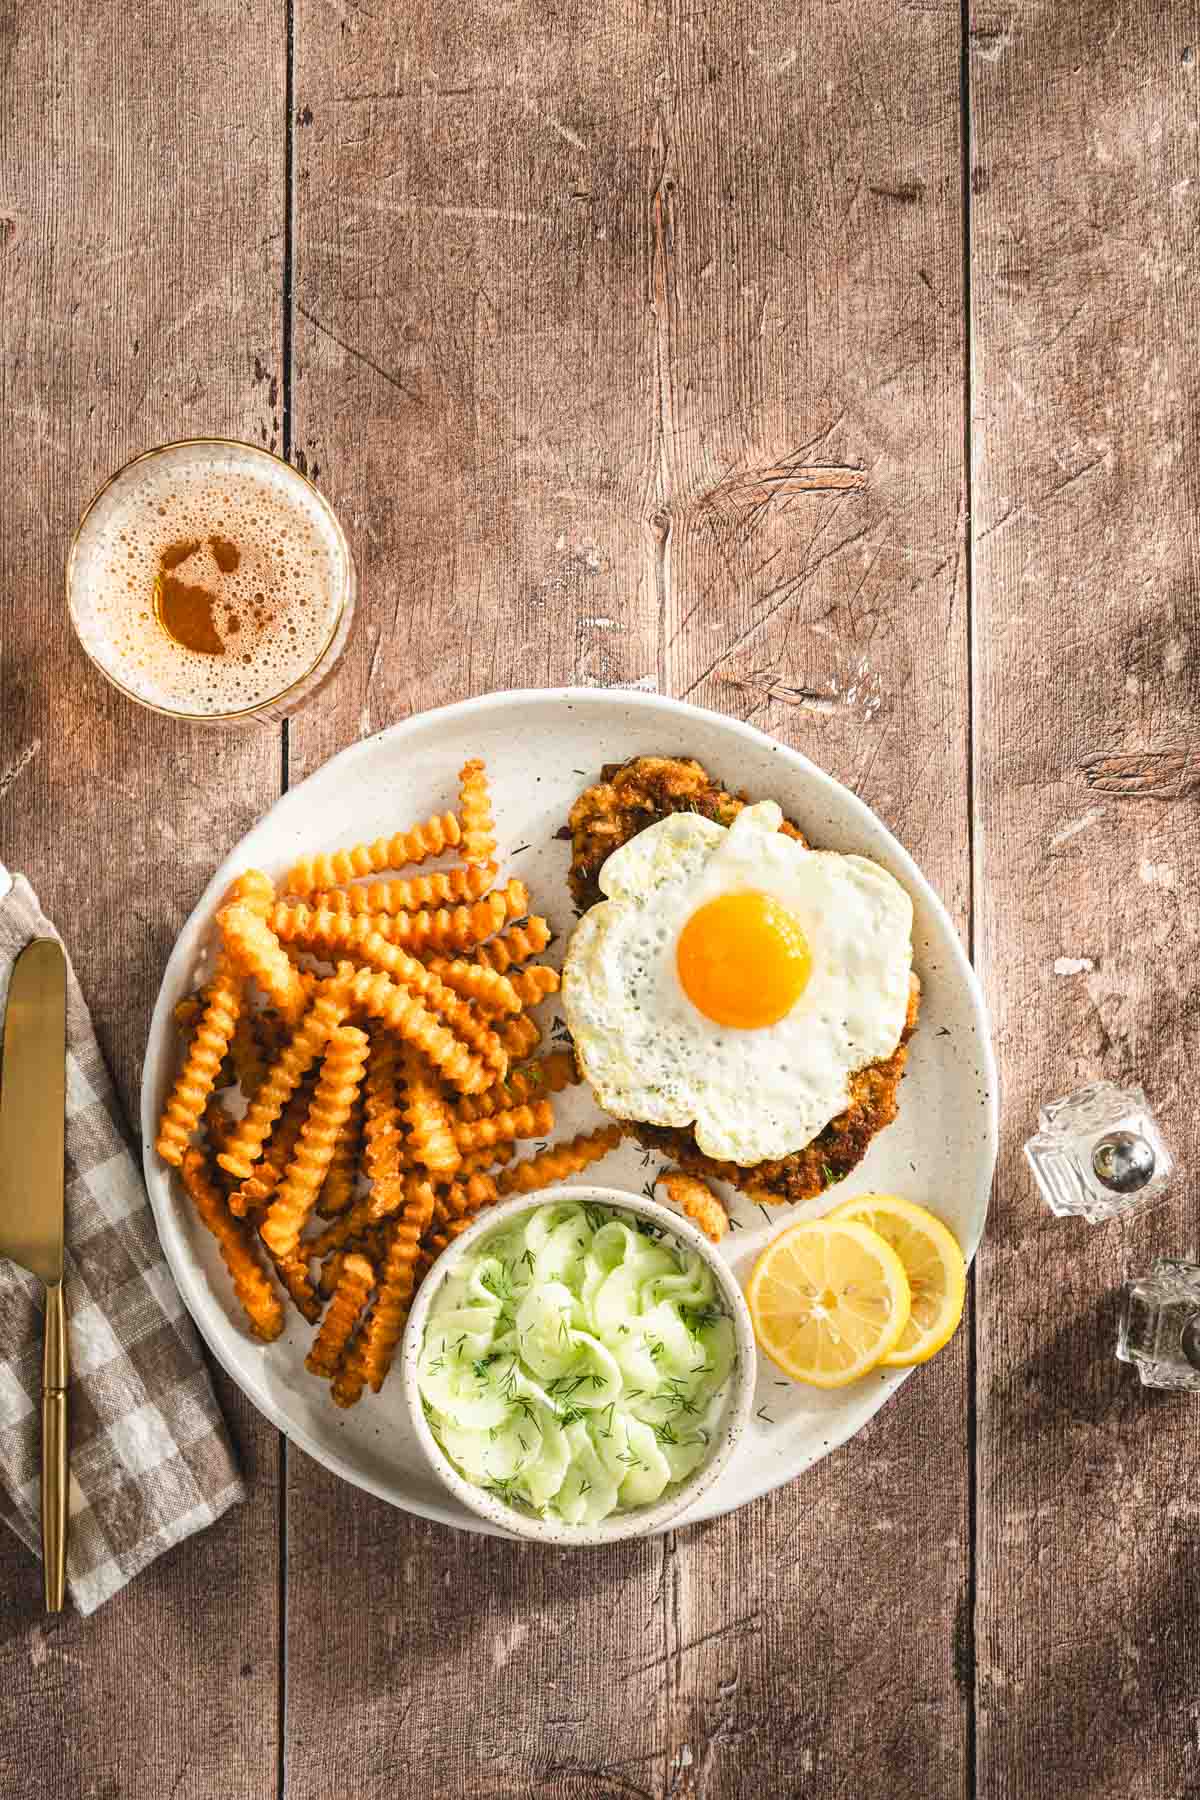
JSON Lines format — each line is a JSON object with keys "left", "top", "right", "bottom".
{"left": 67, "top": 440, "right": 355, "bottom": 722}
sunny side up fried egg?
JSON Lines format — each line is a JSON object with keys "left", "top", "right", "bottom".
{"left": 561, "top": 802, "right": 914, "bottom": 1167}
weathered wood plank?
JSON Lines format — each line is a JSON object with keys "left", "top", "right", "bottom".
{"left": 0, "top": 5, "right": 284, "bottom": 1793}
{"left": 286, "top": 3, "right": 662, "bottom": 784}
{"left": 651, "top": 3, "right": 972, "bottom": 1795}
{"left": 284, "top": 6, "right": 670, "bottom": 1793}
{"left": 287, "top": 1451, "right": 670, "bottom": 1799}
{"left": 972, "top": 3, "right": 1200, "bottom": 1795}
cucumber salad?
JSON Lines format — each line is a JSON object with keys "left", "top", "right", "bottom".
{"left": 417, "top": 1200, "right": 736, "bottom": 1525}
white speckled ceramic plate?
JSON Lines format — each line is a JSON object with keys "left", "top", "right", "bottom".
{"left": 141, "top": 689, "right": 997, "bottom": 1535}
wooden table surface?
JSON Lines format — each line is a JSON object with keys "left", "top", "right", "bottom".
{"left": 3, "top": 1, "right": 1199, "bottom": 1794}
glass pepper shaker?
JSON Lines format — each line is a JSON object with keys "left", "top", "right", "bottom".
{"left": 1023, "top": 1081, "right": 1174, "bottom": 1223}
{"left": 1117, "top": 1260, "right": 1200, "bottom": 1391}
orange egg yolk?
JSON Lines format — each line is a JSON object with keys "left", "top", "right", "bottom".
{"left": 675, "top": 891, "right": 812, "bottom": 1029}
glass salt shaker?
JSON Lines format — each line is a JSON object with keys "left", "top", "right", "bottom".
{"left": 1023, "top": 1081, "right": 1173, "bottom": 1223}
{"left": 1117, "top": 1260, "right": 1200, "bottom": 1391}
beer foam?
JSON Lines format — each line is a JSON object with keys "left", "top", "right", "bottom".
{"left": 69, "top": 442, "right": 351, "bottom": 716}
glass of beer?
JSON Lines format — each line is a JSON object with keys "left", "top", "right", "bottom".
{"left": 66, "top": 438, "right": 356, "bottom": 724}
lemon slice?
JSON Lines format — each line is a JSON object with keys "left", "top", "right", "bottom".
{"left": 744, "top": 1218, "right": 911, "bottom": 1387}
{"left": 830, "top": 1193, "right": 966, "bottom": 1366}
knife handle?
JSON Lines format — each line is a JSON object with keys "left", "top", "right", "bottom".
{"left": 41, "top": 1281, "right": 68, "bottom": 1613}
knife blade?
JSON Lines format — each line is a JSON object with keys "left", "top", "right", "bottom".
{"left": 0, "top": 937, "right": 69, "bottom": 1609}
{"left": 0, "top": 939, "right": 67, "bottom": 1285}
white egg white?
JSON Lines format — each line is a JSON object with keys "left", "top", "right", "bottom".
{"left": 562, "top": 802, "right": 914, "bottom": 1166}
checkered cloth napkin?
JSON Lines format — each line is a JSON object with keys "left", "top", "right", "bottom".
{"left": 0, "top": 864, "right": 244, "bottom": 1613}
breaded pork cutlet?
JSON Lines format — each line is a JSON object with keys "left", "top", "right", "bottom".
{"left": 564, "top": 754, "right": 921, "bottom": 1205}
{"left": 566, "top": 755, "right": 808, "bottom": 910}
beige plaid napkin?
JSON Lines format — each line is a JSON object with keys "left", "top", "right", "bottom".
{"left": 0, "top": 865, "right": 244, "bottom": 1614}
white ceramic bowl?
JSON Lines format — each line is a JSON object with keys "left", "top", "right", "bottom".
{"left": 401, "top": 1185, "right": 757, "bottom": 1545}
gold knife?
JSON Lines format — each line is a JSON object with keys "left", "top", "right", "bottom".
{"left": 0, "top": 939, "right": 68, "bottom": 1612}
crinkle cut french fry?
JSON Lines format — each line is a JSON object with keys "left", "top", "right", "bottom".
{"left": 284, "top": 814, "right": 462, "bottom": 896}
{"left": 260, "top": 1026, "right": 370, "bottom": 1258}
{"left": 401, "top": 1044, "right": 461, "bottom": 1176}
{"left": 318, "top": 1248, "right": 346, "bottom": 1300}
{"left": 274, "top": 891, "right": 514, "bottom": 960}
{"left": 217, "top": 984, "right": 350, "bottom": 1181}
{"left": 455, "top": 1142, "right": 516, "bottom": 1176}
{"left": 497, "top": 1014, "right": 541, "bottom": 1061}
{"left": 317, "top": 1097, "right": 362, "bottom": 1218}
{"left": 180, "top": 1149, "right": 284, "bottom": 1342}
{"left": 157, "top": 962, "right": 243, "bottom": 1166}
{"left": 504, "top": 966, "right": 560, "bottom": 1009}
{"left": 415, "top": 957, "right": 520, "bottom": 1015}
{"left": 452, "top": 1098, "right": 553, "bottom": 1155}
{"left": 306, "top": 1253, "right": 375, "bottom": 1378}
{"left": 457, "top": 759, "right": 496, "bottom": 867}
{"left": 269, "top": 1245, "right": 323, "bottom": 1325}
{"left": 365, "top": 879, "right": 527, "bottom": 950}
{"left": 434, "top": 1171, "right": 499, "bottom": 1227}
{"left": 466, "top": 916, "right": 553, "bottom": 975}
{"left": 452, "top": 1051, "right": 579, "bottom": 1123}
{"left": 323, "top": 963, "right": 492, "bottom": 1094}
{"left": 218, "top": 902, "right": 308, "bottom": 1024}
{"left": 172, "top": 990, "right": 205, "bottom": 1039}
{"left": 311, "top": 1194, "right": 374, "bottom": 1261}
{"left": 496, "top": 1125, "right": 624, "bottom": 1196}
{"left": 223, "top": 869, "right": 276, "bottom": 915}
{"left": 268, "top": 911, "right": 509, "bottom": 1081}
{"left": 363, "top": 1035, "right": 408, "bottom": 1222}
{"left": 308, "top": 863, "right": 496, "bottom": 916}
{"left": 656, "top": 1171, "right": 729, "bottom": 1244}
{"left": 228, "top": 1077, "right": 315, "bottom": 1217}
{"left": 333, "top": 1179, "right": 436, "bottom": 1407}
{"left": 361, "top": 1180, "right": 436, "bottom": 1392}
{"left": 203, "top": 1093, "right": 238, "bottom": 1155}
{"left": 229, "top": 1006, "right": 269, "bottom": 1098}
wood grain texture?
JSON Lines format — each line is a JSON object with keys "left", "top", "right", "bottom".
{"left": 287, "top": 1451, "right": 670, "bottom": 1799}
{"left": 971, "top": 3, "right": 1200, "bottom": 1796}
{"left": 285, "top": 2, "right": 971, "bottom": 1798}
{"left": 285, "top": 6, "right": 668, "bottom": 1792}
{"left": 652, "top": 4, "right": 971, "bottom": 1795}
{"left": 0, "top": 4, "right": 284, "bottom": 1793}
{"left": 286, "top": 0, "right": 662, "bottom": 781}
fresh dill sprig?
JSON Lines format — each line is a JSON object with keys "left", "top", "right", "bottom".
{"left": 480, "top": 1264, "right": 514, "bottom": 1304}
{"left": 549, "top": 1373, "right": 588, "bottom": 1400}
{"left": 680, "top": 1303, "right": 722, "bottom": 1334}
